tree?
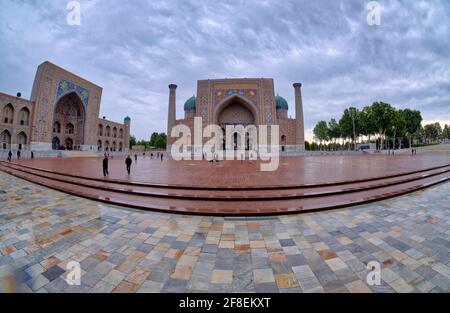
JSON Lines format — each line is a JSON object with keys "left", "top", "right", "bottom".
{"left": 386, "top": 110, "right": 406, "bottom": 150}
{"left": 369, "top": 102, "right": 396, "bottom": 150}
{"left": 313, "top": 121, "right": 329, "bottom": 150}
{"left": 339, "top": 107, "right": 360, "bottom": 150}
{"left": 360, "top": 106, "right": 377, "bottom": 142}
{"left": 443, "top": 124, "right": 450, "bottom": 139}
{"left": 327, "top": 118, "right": 340, "bottom": 150}
{"left": 129, "top": 135, "right": 137, "bottom": 149}
{"left": 399, "top": 109, "right": 422, "bottom": 148}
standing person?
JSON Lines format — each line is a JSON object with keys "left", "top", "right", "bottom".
{"left": 7, "top": 150, "right": 12, "bottom": 162}
{"left": 125, "top": 155, "right": 132, "bottom": 175}
{"left": 134, "top": 154, "right": 138, "bottom": 162}
{"left": 160, "top": 153, "right": 164, "bottom": 162}
{"left": 31, "top": 151, "right": 34, "bottom": 159}
{"left": 151, "top": 153, "right": 153, "bottom": 159}
{"left": 102, "top": 156, "right": 109, "bottom": 177}
{"left": 17, "top": 150, "right": 21, "bottom": 160}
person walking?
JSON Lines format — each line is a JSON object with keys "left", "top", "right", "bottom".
{"left": 7, "top": 150, "right": 12, "bottom": 162}
{"left": 102, "top": 156, "right": 109, "bottom": 177}
{"left": 31, "top": 151, "right": 34, "bottom": 159}
{"left": 160, "top": 153, "right": 163, "bottom": 162}
{"left": 17, "top": 150, "right": 21, "bottom": 160}
{"left": 125, "top": 155, "right": 132, "bottom": 175}
{"left": 134, "top": 154, "right": 138, "bottom": 162}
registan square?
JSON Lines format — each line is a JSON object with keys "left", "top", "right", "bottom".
{"left": 0, "top": 0, "right": 449, "bottom": 300}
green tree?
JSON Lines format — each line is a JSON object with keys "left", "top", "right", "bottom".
{"left": 339, "top": 107, "right": 360, "bottom": 150}
{"left": 359, "top": 106, "right": 376, "bottom": 142}
{"left": 313, "top": 121, "right": 329, "bottom": 150}
{"left": 386, "top": 110, "right": 406, "bottom": 150}
{"left": 369, "top": 102, "right": 396, "bottom": 150}
{"left": 443, "top": 124, "right": 450, "bottom": 139}
{"left": 327, "top": 118, "right": 340, "bottom": 150}
{"left": 399, "top": 109, "right": 422, "bottom": 148}
{"left": 129, "top": 135, "right": 137, "bottom": 149}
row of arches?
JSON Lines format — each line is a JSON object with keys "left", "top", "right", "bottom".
{"left": 0, "top": 130, "right": 27, "bottom": 150}
{"left": 98, "top": 124, "right": 123, "bottom": 138}
{"left": 97, "top": 140, "right": 123, "bottom": 152}
{"left": 53, "top": 122, "right": 74, "bottom": 134}
{"left": 2, "top": 104, "right": 31, "bottom": 126}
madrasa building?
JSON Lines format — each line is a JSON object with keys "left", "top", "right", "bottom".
{"left": 0, "top": 61, "right": 130, "bottom": 153}
{"left": 166, "top": 78, "right": 305, "bottom": 152}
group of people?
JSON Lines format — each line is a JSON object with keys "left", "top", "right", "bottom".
{"left": 6, "top": 150, "right": 34, "bottom": 161}
{"left": 102, "top": 152, "right": 164, "bottom": 177}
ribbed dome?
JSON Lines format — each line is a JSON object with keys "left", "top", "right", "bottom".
{"left": 124, "top": 116, "right": 131, "bottom": 121}
{"left": 184, "top": 95, "right": 196, "bottom": 111}
{"left": 275, "top": 95, "right": 289, "bottom": 110}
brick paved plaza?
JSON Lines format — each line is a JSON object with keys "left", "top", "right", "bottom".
{"left": 0, "top": 171, "right": 449, "bottom": 293}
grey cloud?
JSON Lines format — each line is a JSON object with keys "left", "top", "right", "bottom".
{"left": 0, "top": 0, "right": 449, "bottom": 141}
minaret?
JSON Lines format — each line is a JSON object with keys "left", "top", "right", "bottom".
{"left": 124, "top": 116, "right": 131, "bottom": 152}
{"left": 293, "top": 83, "right": 305, "bottom": 150}
{"left": 167, "top": 84, "right": 177, "bottom": 150}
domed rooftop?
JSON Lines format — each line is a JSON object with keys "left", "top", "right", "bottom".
{"left": 184, "top": 95, "right": 196, "bottom": 111}
{"left": 275, "top": 95, "right": 289, "bottom": 110}
{"left": 124, "top": 116, "right": 131, "bottom": 121}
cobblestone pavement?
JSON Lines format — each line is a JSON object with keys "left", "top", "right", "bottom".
{"left": 0, "top": 171, "right": 449, "bottom": 293}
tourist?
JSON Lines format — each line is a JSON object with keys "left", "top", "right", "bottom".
{"left": 31, "top": 151, "right": 34, "bottom": 159}
{"left": 160, "top": 153, "right": 163, "bottom": 162}
{"left": 17, "top": 150, "right": 21, "bottom": 160}
{"left": 102, "top": 156, "right": 109, "bottom": 177}
{"left": 7, "top": 150, "right": 12, "bottom": 162}
{"left": 125, "top": 155, "right": 132, "bottom": 174}
{"left": 151, "top": 153, "right": 153, "bottom": 159}
{"left": 134, "top": 154, "right": 138, "bottom": 161}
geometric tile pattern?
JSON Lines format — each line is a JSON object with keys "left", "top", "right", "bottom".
{"left": 0, "top": 171, "right": 449, "bottom": 293}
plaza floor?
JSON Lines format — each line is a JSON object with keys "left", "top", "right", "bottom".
{"left": 0, "top": 171, "right": 449, "bottom": 293}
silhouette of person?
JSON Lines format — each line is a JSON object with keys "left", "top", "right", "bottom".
{"left": 126, "top": 155, "right": 132, "bottom": 175}
{"left": 31, "top": 151, "right": 34, "bottom": 159}
{"left": 7, "top": 151, "right": 12, "bottom": 162}
{"left": 160, "top": 153, "right": 163, "bottom": 162}
{"left": 134, "top": 154, "right": 138, "bottom": 161}
{"left": 17, "top": 150, "right": 21, "bottom": 160}
{"left": 102, "top": 156, "right": 109, "bottom": 177}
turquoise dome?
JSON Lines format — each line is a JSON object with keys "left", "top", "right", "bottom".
{"left": 275, "top": 95, "right": 289, "bottom": 110}
{"left": 124, "top": 116, "right": 131, "bottom": 121}
{"left": 184, "top": 95, "right": 196, "bottom": 111}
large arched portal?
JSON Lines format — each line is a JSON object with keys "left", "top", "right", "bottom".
{"left": 52, "top": 92, "right": 85, "bottom": 150}
{"left": 215, "top": 97, "right": 257, "bottom": 151}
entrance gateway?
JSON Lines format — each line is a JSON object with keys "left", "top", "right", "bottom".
{"left": 166, "top": 78, "right": 306, "bottom": 155}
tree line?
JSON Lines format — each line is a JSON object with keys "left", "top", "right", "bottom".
{"left": 129, "top": 132, "right": 167, "bottom": 150}
{"left": 310, "top": 101, "right": 450, "bottom": 151}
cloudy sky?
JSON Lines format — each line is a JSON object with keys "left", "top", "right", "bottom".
{"left": 0, "top": 0, "right": 449, "bottom": 141}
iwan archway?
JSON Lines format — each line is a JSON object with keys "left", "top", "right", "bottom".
{"left": 214, "top": 95, "right": 257, "bottom": 151}
{"left": 52, "top": 92, "right": 85, "bottom": 150}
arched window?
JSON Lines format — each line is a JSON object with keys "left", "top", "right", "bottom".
{"left": 1, "top": 130, "right": 12, "bottom": 150}
{"left": 53, "top": 121, "right": 61, "bottom": 133}
{"left": 98, "top": 124, "right": 103, "bottom": 136}
{"left": 66, "top": 123, "right": 74, "bottom": 134}
{"left": 113, "top": 127, "right": 117, "bottom": 138}
{"left": 112, "top": 141, "right": 117, "bottom": 151}
{"left": 19, "top": 107, "right": 30, "bottom": 126}
{"left": 105, "top": 140, "right": 110, "bottom": 151}
{"left": 119, "top": 142, "right": 123, "bottom": 151}
{"left": 97, "top": 140, "right": 102, "bottom": 151}
{"left": 119, "top": 128, "right": 123, "bottom": 138}
{"left": 3, "top": 103, "right": 14, "bottom": 124}
{"left": 17, "top": 132, "right": 27, "bottom": 150}
{"left": 105, "top": 125, "right": 111, "bottom": 137}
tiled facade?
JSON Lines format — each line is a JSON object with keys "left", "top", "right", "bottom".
{"left": 167, "top": 79, "right": 305, "bottom": 152}
{"left": 0, "top": 61, "right": 130, "bottom": 153}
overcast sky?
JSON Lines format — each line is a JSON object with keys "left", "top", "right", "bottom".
{"left": 0, "top": 0, "right": 449, "bottom": 141}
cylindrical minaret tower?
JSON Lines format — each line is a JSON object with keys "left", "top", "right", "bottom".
{"left": 124, "top": 116, "right": 131, "bottom": 152}
{"left": 293, "top": 83, "right": 305, "bottom": 151}
{"left": 167, "top": 84, "right": 177, "bottom": 150}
